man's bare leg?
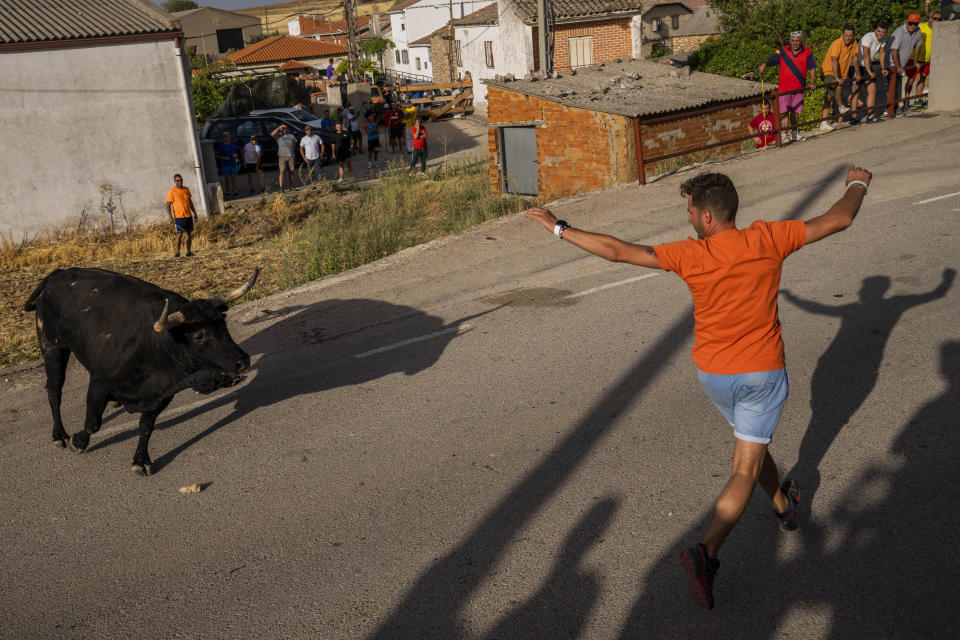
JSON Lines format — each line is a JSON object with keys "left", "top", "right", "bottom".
{"left": 702, "top": 439, "right": 786, "bottom": 557}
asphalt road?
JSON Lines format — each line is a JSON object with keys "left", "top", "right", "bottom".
{"left": 1, "top": 111, "right": 958, "bottom": 639}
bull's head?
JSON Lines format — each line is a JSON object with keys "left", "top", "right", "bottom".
{"left": 153, "top": 268, "right": 260, "bottom": 332}
{"left": 152, "top": 268, "right": 260, "bottom": 389}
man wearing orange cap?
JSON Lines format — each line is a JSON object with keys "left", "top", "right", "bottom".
{"left": 887, "top": 14, "right": 923, "bottom": 115}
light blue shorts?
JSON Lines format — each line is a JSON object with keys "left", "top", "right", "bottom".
{"left": 696, "top": 368, "right": 789, "bottom": 444}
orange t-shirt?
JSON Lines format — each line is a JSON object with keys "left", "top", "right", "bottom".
{"left": 655, "top": 220, "right": 806, "bottom": 375}
{"left": 166, "top": 187, "right": 193, "bottom": 219}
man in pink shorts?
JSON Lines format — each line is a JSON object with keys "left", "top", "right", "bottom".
{"left": 757, "top": 31, "right": 817, "bottom": 143}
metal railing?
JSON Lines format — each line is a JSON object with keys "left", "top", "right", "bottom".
{"left": 635, "top": 72, "right": 917, "bottom": 184}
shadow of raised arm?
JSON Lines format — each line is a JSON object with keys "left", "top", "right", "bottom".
{"left": 780, "top": 289, "right": 845, "bottom": 316}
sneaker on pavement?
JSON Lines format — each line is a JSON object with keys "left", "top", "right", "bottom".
{"left": 775, "top": 478, "right": 802, "bottom": 531}
{"left": 794, "top": 133, "right": 806, "bottom": 141}
{"left": 680, "top": 543, "right": 719, "bottom": 610}
{"left": 781, "top": 133, "right": 791, "bottom": 144}
{"left": 819, "top": 121, "right": 834, "bottom": 131}
{"left": 838, "top": 105, "right": 850, "bottom": 114}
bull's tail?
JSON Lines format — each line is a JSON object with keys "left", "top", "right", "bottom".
{"left": 23, "top": 269, "right": 63, "bottom": 312}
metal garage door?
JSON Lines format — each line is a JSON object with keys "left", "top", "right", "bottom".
{"left": 501, "top": 127, "right": 537, "bottom": 196}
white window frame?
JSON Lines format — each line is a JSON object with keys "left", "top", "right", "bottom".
{"left": 484, "top": 41, "right": 494, "bottom": 68}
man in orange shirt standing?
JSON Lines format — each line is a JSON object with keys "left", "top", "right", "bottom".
{"left": 525, "top": 165, "right": 872, "bottom": 610}
{"left": 165, "top": 173, "right": 197, "bottom": 258}
{"left": 820, "top": 25, "right": 861, "bottom": 131}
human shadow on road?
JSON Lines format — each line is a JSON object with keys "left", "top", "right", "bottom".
{"left": 618, "top": 340, "right": 960, "bottom": 638}
{"left": 367, "top": 310, "right": 694, "bottom": 639}
{"left": 88, "top": 298, "right": 478, "bottom": 472}
{"left": 781, "top": 267, "right": 955, "bottom": 503}
{"left": 481, "top": 497, "right": 619, "bottom": 640}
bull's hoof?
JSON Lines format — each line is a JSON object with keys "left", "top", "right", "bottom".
{"left": 130, "top": 462, "right": 152, "bottom": 476}
{"left": 52, "top": 437, "right": 67, "bottom": 448}
{"left": 68, "top": 432, "right": 90, "bottom": 453}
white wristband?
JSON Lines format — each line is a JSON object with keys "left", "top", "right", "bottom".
{"left": 846, "top": 180, "right": 868, "bottom": 194}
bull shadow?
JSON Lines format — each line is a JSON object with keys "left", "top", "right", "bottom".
{"left": 620, "top": 340, "right": 960, "bottom": 638}
{"left": 88, "top": 298, "right": 479, "bottom": 472}
{"left": 781, "top": 267, "right": 954, "bottom": 504}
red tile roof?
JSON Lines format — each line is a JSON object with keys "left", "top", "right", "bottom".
{"left": 227, "top": 35, "right": 347, "bottom": 65}
{"left": 278, "top": 59, "right": 309, "bottom": 70}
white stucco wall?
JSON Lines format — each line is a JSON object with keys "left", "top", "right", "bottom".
{"left": 456, "top": 3, "right": 533, "bottom": 114}
{"left": 0, "top": 39, "right": 203, "bottom": 238}
{"left": 387, "top": 0, "right": 494, "bottom": 79}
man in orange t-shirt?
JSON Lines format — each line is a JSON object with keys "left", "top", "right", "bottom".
{"left": 525, "top": 165, "right": 872, "bottom": 610}
{"left": 165, "top": 173, "right": 197, "bottom": 258}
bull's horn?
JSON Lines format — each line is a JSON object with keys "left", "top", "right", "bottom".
{"left": 208, "top": 267, "right": 260, "bottom": 307}
{"left": 153, "top": 299, "right": 186, "bottom": 332}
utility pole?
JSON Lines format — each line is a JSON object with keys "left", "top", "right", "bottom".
{"left": 448, "top": 0, "right": 455, "bottom": 83}
{"left": 343, "top": 0, "right": 360, "bottom": 80}
{"left": 537, "top": 0, "right": 550, "bottom": 74}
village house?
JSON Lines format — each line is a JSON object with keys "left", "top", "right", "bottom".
{"left": 226, "top": 35, "right": 348, "bottom": 72}
{"left": 484, "top": 58, "right": 763, "bottom": 199}
{"left": 669, "top": 4, "right": 721, "bottom": 53}
{"left": 171, "top": 6, "right": 262, "bottom": 59}
{"left": 286, "top": 14, "right": 375, "bottom": 45}
{"left": 0, "top": 0, "right": 211, "bottom": 238}
{"left": 383, "top": 0, "right": 494, "bottom": 82}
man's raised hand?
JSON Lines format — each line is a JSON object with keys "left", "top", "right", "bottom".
{"left": 845, "top": 165, "right": 873, "bottom": 188}
{"left": 525, "top": 207, "right": 559, "bottom": 233}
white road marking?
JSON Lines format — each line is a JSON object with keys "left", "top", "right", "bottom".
{"left": 914, "top": 191, "right": 960, "bottom": 205}
{"left": 565, "top": 272, "right": 662, "bottom": 299}
{"left": 354, "top": 324, "right": 472, "bottom": 358}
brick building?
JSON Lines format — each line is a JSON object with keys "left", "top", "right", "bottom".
{"left": 485, "top": 59, "right": 763, "bottom": 199}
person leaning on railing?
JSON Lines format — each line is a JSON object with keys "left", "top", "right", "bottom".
{"left": 756, "top": 30, "right": 817, "bottom": 144}
{"left": 852, "top": 21, "right": 890, "bottom": 124}
{"left": 819, "top": 25, "right": 861, "bottom": 131}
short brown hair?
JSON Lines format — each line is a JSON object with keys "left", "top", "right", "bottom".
{"left": 680, "top": 173, "right": 739, "bottom": 222}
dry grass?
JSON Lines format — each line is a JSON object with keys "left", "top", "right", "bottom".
{"left": 1, "top": 161, "right": 532, "bottom": 369}
{"left": 239, "top": 0, "right": 397, "bottom": 33}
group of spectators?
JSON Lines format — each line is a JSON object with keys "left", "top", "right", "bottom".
{"left": 746, "top": 3, "right": 948, "bottom": 148}
{"left": 212, "top": 98, "right": 432, "bottom": 198}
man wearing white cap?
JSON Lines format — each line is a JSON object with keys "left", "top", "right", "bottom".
{"left": 757, "top": 31, "right": 817, "bottom": 143}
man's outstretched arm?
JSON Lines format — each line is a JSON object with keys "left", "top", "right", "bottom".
{"left": 804, "top": 165, "right": 873, "bottom": 244}
{"left": 525, "top": 207, "right": 661, "bottom": 269}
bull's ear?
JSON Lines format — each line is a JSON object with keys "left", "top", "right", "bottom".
{"left": 154, "top": 299, "right": 187, "bottom": 332}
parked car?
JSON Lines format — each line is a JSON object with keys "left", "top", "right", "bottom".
{"left": 250, "top": 108, "right": 331, "bottom": 137}
{"left": 249, "top": 108, "right": 336, "bottom": 163}
{"left": 201, "top": 116, "right": 306, "bottom": 168}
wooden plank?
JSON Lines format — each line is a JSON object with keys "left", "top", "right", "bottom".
{"left": 390, "top": 80, "right": 472, "bottom": 93}
{"left": 424, "top": 90, "right": 475, "bottom": 121}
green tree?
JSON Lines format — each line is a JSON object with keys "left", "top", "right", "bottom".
{"left": 360, "top": 37, "right": 395, "bottom": 75}
{"left": 191, "top": 73, "right": 243, "bottom": 128}
{"left": 336, "top": 57, "right": 381, "bottom": 80}
{"left": 162, "top": 0, "right": 198, "bottom": 12}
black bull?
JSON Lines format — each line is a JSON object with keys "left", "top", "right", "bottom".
{"left": 23, "top": 267, "right": 259, "bottom": 475}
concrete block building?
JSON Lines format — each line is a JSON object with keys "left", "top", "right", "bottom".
{"left": 0, "top": 0, "right": 209, "bottom": 238}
